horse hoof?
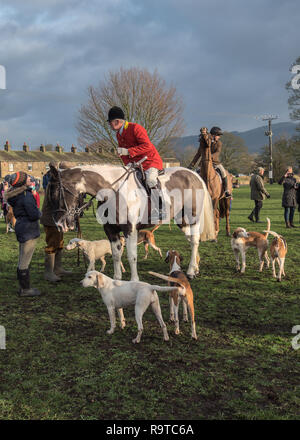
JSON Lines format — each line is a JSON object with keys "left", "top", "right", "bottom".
{"left": 186, "top": 274, "right": 195, "bottom": 280}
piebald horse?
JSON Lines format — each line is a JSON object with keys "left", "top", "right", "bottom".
{"left": 48, "top": 163, "right": 215, "bottom": 280}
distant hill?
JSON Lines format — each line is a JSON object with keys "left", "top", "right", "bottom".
{"left": 171, "top": 121, "right": 299, "bottom": 155}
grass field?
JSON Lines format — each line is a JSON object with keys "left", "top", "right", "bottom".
{"left": 0, "top": 184, "right": 299, "bottom": 420}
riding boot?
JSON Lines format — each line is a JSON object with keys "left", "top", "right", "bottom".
{"left": 54, "top": 249, "right": 72, "bottom": 276}
{"left": 290, "top": 223, "right": 297, "bottom": 228}
{"left": 149, "top": 186, "right": 167, "bottom": 223}
{"left": 44, "top": 253, "right": 61, "bottom": 282}
{"left": 222, "top": 176, "right": 231, "bottom": 198}
{"left": 285, "top": 221, "right": 291, "bottom": 228}
{"left": 17, "top": 268, "right": 41, "bottom": 297}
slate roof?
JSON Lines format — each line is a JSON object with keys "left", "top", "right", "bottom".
{"left": 0, "top": 150, "right": 115, "bottom": 163}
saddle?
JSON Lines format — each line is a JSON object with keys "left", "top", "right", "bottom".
{"left": 135, "top": 167, "right": 165, "bottom": 195}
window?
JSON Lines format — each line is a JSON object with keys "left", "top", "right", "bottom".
{"left": 28, "top": 163, "right": 32, "bottom": 171}
{"left": 8, "top": 163, "right": 13, "bottom": 172}
{"left": 45, "top": 165, "right": 50, "bottom": 171}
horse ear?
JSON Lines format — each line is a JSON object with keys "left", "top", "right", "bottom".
{"left": 49, "top": 162, "right": 59, "bottom": 180}
{"left": 165, "top": 251, "right": 170, "bottom": 263}
{"left": 179, "top": 254, "right": 184, "bottom": 262}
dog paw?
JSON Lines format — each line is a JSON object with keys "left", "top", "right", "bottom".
{"left": 164, "top": 335, "right": 170, "bottom": 342}
{"left": 120, "top": 322, "right": 126, "bottom": 329}
{"left": 132, "top": 337, "right": 140, "bottom": 344}
{"left": 107, "top": 329, "right": 115, "bottom": 335}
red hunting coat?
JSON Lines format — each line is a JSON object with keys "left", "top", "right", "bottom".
{"left": 116, "top": 121, "right": 163, "bottom": 171}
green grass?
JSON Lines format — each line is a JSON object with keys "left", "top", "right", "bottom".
{"left": 0, "top": 184, "right": 299, "bottom": 420}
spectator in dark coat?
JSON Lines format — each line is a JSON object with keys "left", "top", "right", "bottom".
{"left": 278, "top": 167, "right": 298, "bottom": 228}
{"left": 4, "top": 171, "right": 41, "bottom": 296}
{"left": 248, "top": 167, "right": 270, "bottom": 223}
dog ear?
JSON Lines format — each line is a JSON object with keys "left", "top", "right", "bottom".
{"left": 96, "top": 273, "right": 105, "bottom": 289}
{"left": 232, "top": 231, "right": 238, "bottom": 239}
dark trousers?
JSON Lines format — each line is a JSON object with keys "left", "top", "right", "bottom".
{"left": 284, "top": 207, "right": 295, "bottom": 223}
{"left": 250, "top": 200, "right": 263, "bottom": 221}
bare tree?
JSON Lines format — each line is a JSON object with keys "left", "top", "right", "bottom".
{"left": 77, "top": 67, "right": 184, "bottom": 159}
{"left": 220, "top": 132, "right": 254, "bottom": 175}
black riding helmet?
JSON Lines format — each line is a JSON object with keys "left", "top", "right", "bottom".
{"left": 107, "top": 106, "right": 125, "bottom": 122}
{"left": 210, "top": 126, "right": 223, "bottom": 136}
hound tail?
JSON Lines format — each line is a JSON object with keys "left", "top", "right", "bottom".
{"left": 263, "top": 230, "right": 280, "bottom": 238}
{"left": 150, "top": 224, "right": 161, "bottom": 233}
{"left": 149, "top": 271, "right": 186, "bottom": 295}
{"left": 263, "top": 230, "right": 287, "bottom": 249}
{"left": 263, "top": 217, "right": 271, "bottom": 238}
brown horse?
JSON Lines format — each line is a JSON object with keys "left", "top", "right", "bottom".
{"left": 200, "top": 135, "right": 232, "bottom": 238}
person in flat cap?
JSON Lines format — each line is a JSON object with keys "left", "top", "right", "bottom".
{"left": 107, "top": 106, "right": 166, "bottom": 222}
{"left": 4, "top": 171, "right": 42, "bottom": 296}
{"left": 248, "top": 166, "right": 270, "bottom": 223}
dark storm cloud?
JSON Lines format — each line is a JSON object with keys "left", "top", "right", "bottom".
{"left": 0, "top": 0, "right": 299, "bottom": 148}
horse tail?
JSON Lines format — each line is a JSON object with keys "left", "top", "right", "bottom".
{"left": 200, "top": 184, "right": 216, "bottom": 241}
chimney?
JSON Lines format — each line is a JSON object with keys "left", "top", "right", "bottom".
{"left": 4, "top": 140, "right": 10, "bottom": 151}
{"left": 40, "top": 144, "right": 46, "bottom": 152}
{"left": 98, "top": 146, "right": 103, "bottom": 154}
{"left": 71, "top": 144, "right": 77, "bottom": 153}
{"left": 23, "top": 142, "right": 29, "bottom": 153}
{"left": 85, "top": 146, "right": 90, "bottom": 153}
{"left": 55, "top": 143, "right": 63, "bottom": 153}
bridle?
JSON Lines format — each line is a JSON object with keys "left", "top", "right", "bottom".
{"left": 52, "top": 170, "right": 95, "bottom": 222}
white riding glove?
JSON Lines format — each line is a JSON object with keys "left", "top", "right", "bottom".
{"left": 117, "top": 147, "right": 129, "bottom": 156}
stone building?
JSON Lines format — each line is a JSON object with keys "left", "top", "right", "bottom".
{"left": 0, "top": 141, "right": 180, "bottom": 181}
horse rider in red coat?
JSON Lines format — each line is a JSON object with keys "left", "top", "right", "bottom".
{"left": 107, "top": 106, "right": 166, "bottom": 222}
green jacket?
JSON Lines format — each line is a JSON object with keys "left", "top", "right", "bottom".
{"left": 250, "top": 173, "right": 270, "bottom": 201}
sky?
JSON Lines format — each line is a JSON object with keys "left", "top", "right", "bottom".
{"left": 0, "top": 0, "right": 299, "bottom": 149}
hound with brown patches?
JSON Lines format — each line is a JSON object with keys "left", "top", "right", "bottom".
{"left": 6, "top": 205, "right": 16, "bottom": 233}
{"left": 264, "top": 231, "right": 287, "bottom": 282}
{"left": 137, "top": 224, "right": 162, "bottom": 259}
{"left": 231, "top": 217, "right": 270, "bottom": 273}
{"left": 81, "top": 271, "right": 182, "bottom": 343}
{"left": 149, "top": 249, "right": 197, "bottom": 340}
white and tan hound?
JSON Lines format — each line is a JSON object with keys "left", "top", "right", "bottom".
{"left": 137, "top": 224, "right": 162, "bottom": 259}
{"left": 264, "top": 230, "right": 287, "bottom": 282}
{"left": 149, "top": 249, "right": 197, "bottom": 340}
{"left": 81, "top": 271, "right": 182, "bottom": 344}
{"left": 231, "top": 218, "right": 270, "bottom": 273}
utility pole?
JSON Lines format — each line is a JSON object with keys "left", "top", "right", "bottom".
{"left": 256, "top": 114, "right": 279, "bottom": 184}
